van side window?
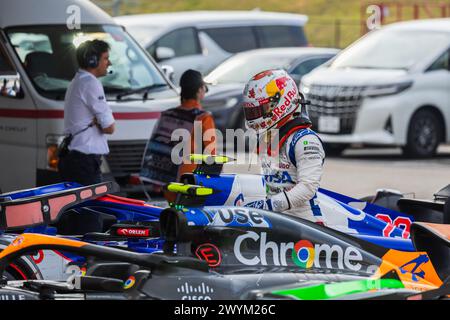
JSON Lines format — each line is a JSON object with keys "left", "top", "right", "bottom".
{"left": 427, "top": 49, "right": 450, "bottom": 72}
{"left": 7, "top": 25, "right": 168, "bottom": 101}
{"left": 9, "top": 33, "right": 53, "bottom": 62}
{"left": 256, "top": 25, "right": 308, "bottom": 47}
{"left": 202, "top": 27, "right": 257, "bottom": 53}
{"left": 150, "top": 28, "right": 200, "bottom": 61}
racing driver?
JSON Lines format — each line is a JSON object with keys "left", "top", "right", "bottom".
{"left": 242, "top": 69, "right": 325, "bottom": 222}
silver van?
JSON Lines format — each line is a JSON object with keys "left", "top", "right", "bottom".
{"left": 115, "top": 11, "right": 309, "bottom": 84}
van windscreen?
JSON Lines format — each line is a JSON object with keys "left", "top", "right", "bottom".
{"left": 6, "top": 25, "right": 168, "bottom": 100}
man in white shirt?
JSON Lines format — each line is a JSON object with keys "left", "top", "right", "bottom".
{"left": 58, "top": 40, "right": 115, "bottom": 185}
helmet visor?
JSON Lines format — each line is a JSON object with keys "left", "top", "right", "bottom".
{"left": 243, "top": 104, "right": 264, "bottom": 121}
{"left": 243, "top": 91, "right": 281, "bottom": 121}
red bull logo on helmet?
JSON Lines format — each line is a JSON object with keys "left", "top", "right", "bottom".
{"left": 271, "top": 87, "right": 298, "bottom": 121}
{"left": 265, "top": 79, "right": 284, "bottom": 97}
{"left": 275, "top": 77, "right": 289, "bottom": 91}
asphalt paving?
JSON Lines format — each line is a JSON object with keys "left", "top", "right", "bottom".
{"left": 322, "top": 145, "right": 450, "bottom": 200}
{"left": 221, "top": 144, "right": 450, "bottom": 201}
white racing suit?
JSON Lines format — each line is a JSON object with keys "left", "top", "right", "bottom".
{"left": 260, "top": 127, "right": 325, "bottom": 222}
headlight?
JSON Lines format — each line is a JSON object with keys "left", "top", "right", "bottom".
{"left": 363, "top": 81, "right": 413, "bottom": 98}
{"left": 299, "top": 82, "right": 310, "bottom": 95}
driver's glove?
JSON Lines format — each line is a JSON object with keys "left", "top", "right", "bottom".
{"left": 266, "top": 191, "right": 291, "bottom": 212}
{"left": 244, "top": 192, "right": 291, "bottom": 212}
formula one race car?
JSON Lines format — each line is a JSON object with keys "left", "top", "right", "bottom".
{"left": 0, "top": 156, "right": 448, "bottom": 299}
{"left": 360, "top": 184, "right": 450, "bottom": 224}
{"left": 0, "top": 212, "right": 448, "bottom": 300}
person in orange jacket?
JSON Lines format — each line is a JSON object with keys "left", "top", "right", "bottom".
{"left": 139, "top": 69, "right": 217, "bottom": 201}
{"left": 176, "top": 69, "right": 217, "bottom": 178}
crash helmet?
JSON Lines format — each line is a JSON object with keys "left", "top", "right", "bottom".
{"left": 242, "top": 69, "right": 300, "bottom": 134}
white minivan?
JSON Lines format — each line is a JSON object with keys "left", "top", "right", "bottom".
{"left": 0, "top": 0, "right": 179, "bottom": 193}
{"left": 301, "top": 18, "right": 450, "bottom": 157}
{"left": 115, "top": 11, "right": 309, "bottom": 84}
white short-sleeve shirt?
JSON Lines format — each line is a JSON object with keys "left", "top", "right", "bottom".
{"left": 64, "top": 70, "right": 115, "bottom": 155}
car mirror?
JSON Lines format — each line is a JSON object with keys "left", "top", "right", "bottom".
{"left": 156, "top": 46, "right": 175, "bottom": 61}
{"left": 0, "top": 72, "right": 22, "bottom": 98}
{"left": 161, "top": 64, "right": 175, "bottom": 83}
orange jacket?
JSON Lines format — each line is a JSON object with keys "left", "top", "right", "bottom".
{"left": 163, "top": 99, "right": 217, "bottom": 203}
{"left": 176, "top": 99, "right": 217, "bottom": 178}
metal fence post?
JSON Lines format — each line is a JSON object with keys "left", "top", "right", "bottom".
{"left": 112, "top": 0, "right": 122, "bottom": 16}
{"left": 335, "top": 19, "right": 341, "bottom": 49}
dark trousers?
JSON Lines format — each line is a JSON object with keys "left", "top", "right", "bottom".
{"left": 58, "top": 150, "right": 102, "bottom": 186}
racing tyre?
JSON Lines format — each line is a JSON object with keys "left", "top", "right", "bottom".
{"left": 403, "top": 109, "right": 442, "bottom": 158}
{"left": 323, "top": 143, "right": 347, "bottom": 157}
{"left": 0, "top": 239, "right": 42, "bottom": 281}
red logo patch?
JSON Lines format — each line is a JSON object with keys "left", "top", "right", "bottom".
{"left": 248, "top": 88, "right": 256, "bottom": 99}
{"left": 275, "top": 77, "right": 289, "bottom": 91}
{"left": 116, "top": 228, "right": 150, "bottom": 237}
{"left": 195, "top": 243, "right": 222, "bottom": 267}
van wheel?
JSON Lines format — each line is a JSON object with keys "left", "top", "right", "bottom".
{"left": 403, "top": 109, "right": 442, "bottom": 158}
{"left": 3, "top": 258, "right": 40, "bottom": 281}
{"left": 323, "top": 143, "right": 347, "bottom": 157}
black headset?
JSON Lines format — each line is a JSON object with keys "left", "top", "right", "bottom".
{"left": 82, "top": 41, "right": 99, "bottom": 69}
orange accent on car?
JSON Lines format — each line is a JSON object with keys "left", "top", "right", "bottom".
{"left": 376, "top": 250, "right": 443, "bottom": 291}
{"left": 0, "top": 234, "right": 86, "bottom": 261}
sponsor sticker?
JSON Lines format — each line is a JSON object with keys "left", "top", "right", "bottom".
{"left": 304, "top": 146, "right": 320, "bottom": 152}
{"left": 399, "top": 254, "right": 429, "bottom": 282}
{"left": 177, "top": 282, "right": 214, "bottom": 300}
{"left": 234, "top": 231, "right": 365, "bottom": 272}
{"left": 116, "top": 228, "right": 150, "bottom": 237}
{"left": 195, "top": 243, "right": 222, "bottom": 267}
{"left": 204, "top": 208, "right": 271, "bottom": 228}
{"left": 124, "top": 276, "right": 136, "bottom": 289}
{"left": 11, "top": 236, "right": 24, "bottom": 247}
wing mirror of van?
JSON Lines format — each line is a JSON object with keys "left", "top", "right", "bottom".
{"left": 161, "top": 64, "right": 175, "bottom": 84}
{"left": 156, "top": 46, "right": 175, "bottom": 61}
{"left": 0, "top": 72, "right": 23, "bottom": 98}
